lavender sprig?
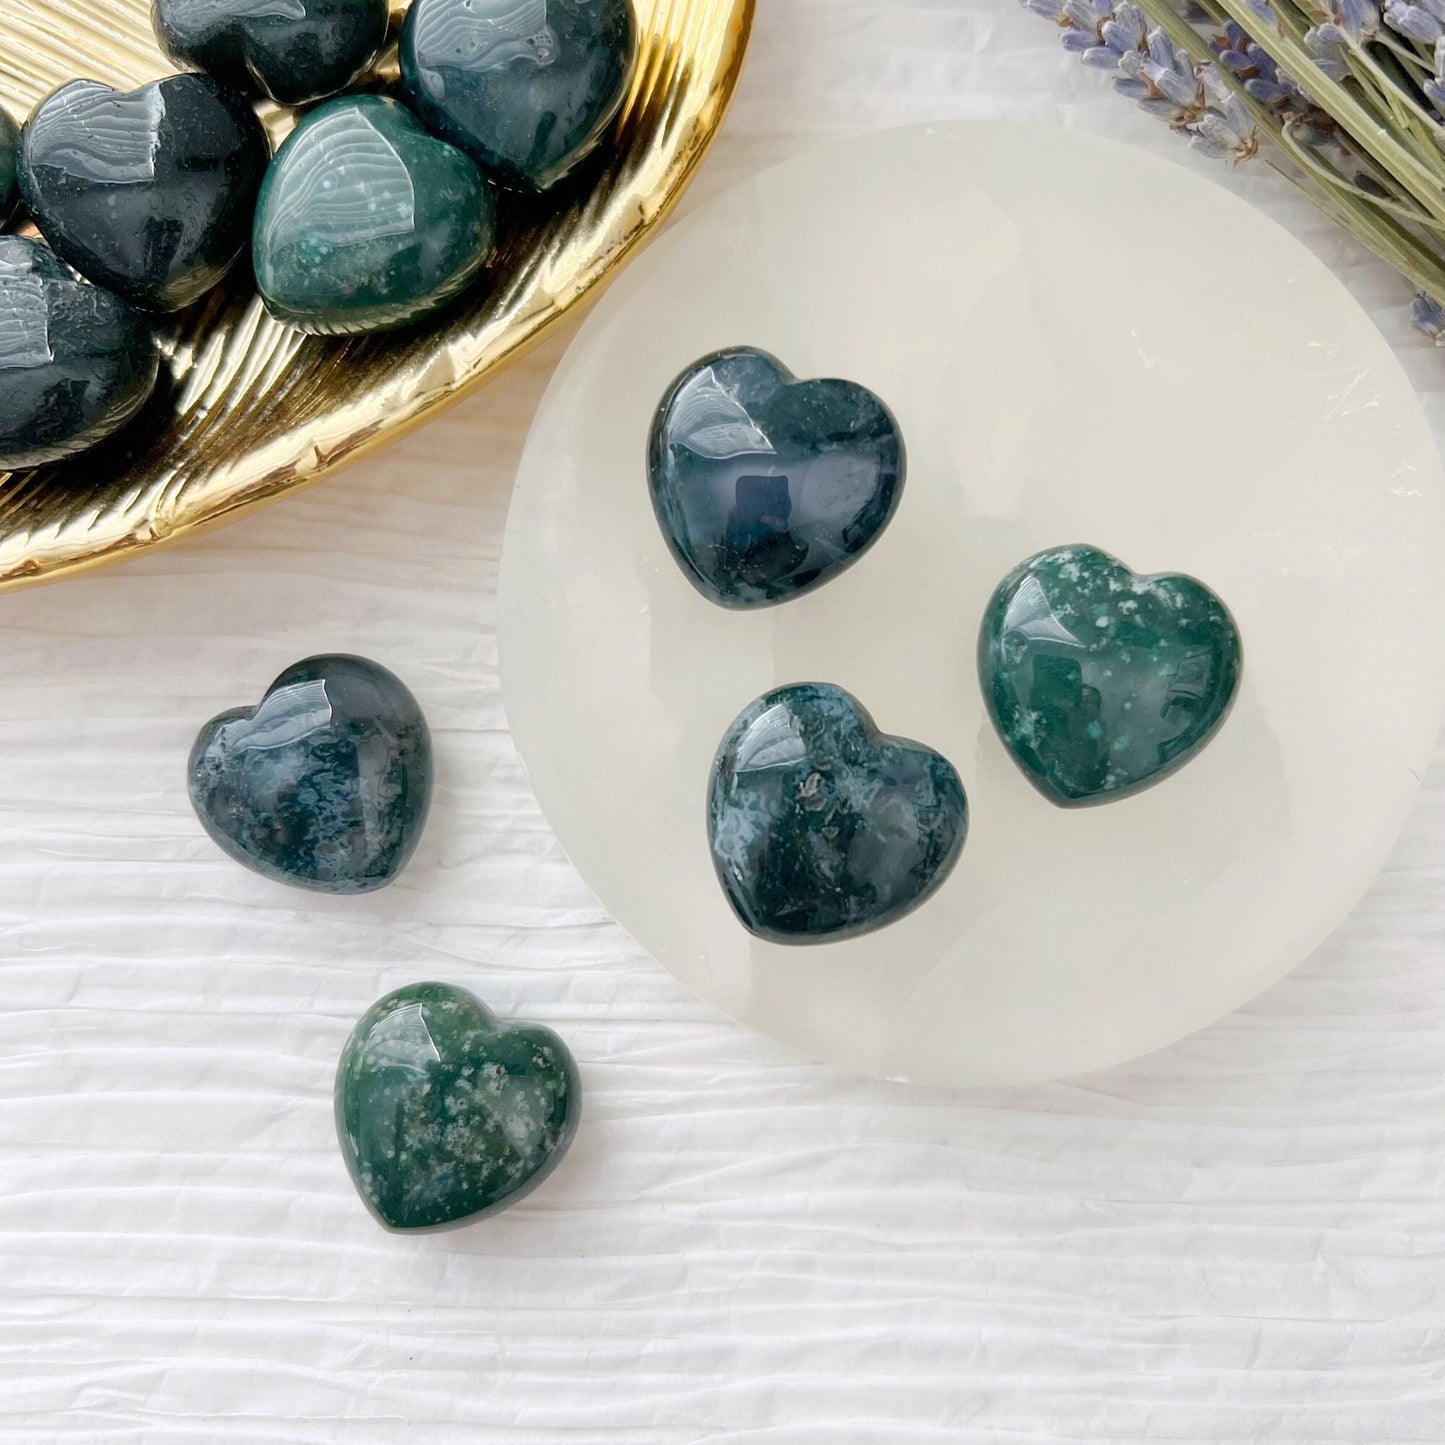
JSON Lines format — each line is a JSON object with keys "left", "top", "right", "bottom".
{"left": 1383, "top": 0, "right": 1445, "bottom": 44}
{"left": 1029, "top": 0, "right": 1260, "bottom": 156}
{"left": 1412, "top": 291, "right": 1445, "bottom": 340}
{"left": 1024, "top": 0, "right": 1445, "bottom": 338}
{"left": 1213, "top": 19, "right": 1337, "bottom": 140}
{"left": 1305, "top": 0, "right": 1383, "bottom": 52}
{"left": 1427, "top": 35, "right": 1445, "bottom": 110}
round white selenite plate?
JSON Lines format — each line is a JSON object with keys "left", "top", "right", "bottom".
{"left": 498, "top": 121, "right": 1445, "bottom": 1086}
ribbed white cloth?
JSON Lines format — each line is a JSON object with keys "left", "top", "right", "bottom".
{"left": 4, "top": 3, "right": 1445, "bottom": 1439}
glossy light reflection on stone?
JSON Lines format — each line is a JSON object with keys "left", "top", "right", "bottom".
{"left": 0, "top": 236, "right": 158, "bottom": 467}
{"left": 253, "top": 95, "right": 495, "bottom": 335}
{"left": 399, "top": 0, "right": 636, "bottom": 189}
{"left": 648, "top": 347, "right": 905, "bottom": 609}
{"left": 335, "top": 982, "right": 581, "bottom": 1231}
{"left": 708, "top": 683, "right": 967, "bottom": 943}
{"left": 979, "top": 544, "right": 1244, "bottom": 807}
{"left": 188, "top": 653, "right": 433, "bottom": 893}
{"left": 153, "top": 0, "right": 391, "bottom": 105}
{"left": 19, "top": 74, "right": 270, "bottom": 312}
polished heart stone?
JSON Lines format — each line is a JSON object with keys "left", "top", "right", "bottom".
{"left": 153, "top": 0, "right": 391, "bottom": 106}
{"left": 649, "top": 347, "right": 905, "bottom": 609}
{"left": 188, "top": 654, "right": 433, "bottom": 893}
{"left": 0, "top": 237, "right": 159, "bottom": 468}
{"left": 708, "top": 683, "right": 967, "bottom": 944}
{"left": 336, "top": 982, "right": 581, "bottom": 1231}
{"left": 253, "top": 95, "right": 495, "bottom": 336}
{"left": 979, "top": 544, "right": 1243, "bottom": 807}
{"left": 18, "top": 74, "right": 269, "bottom": 313}
{"left": 0, "top": 107, "right": 18, "bottom": 227}
{"left": 399, "top": 0, "right": 636, "bottom": 190}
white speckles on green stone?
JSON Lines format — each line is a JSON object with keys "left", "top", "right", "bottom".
{"left": 335, "top": 982, "right": 581, "bottom": 1231}
{"left": 252, "top": 95, "right": 495, "bottom": 336}
{"left": 978, "top": 543, "right": 1243, "bottom": 808}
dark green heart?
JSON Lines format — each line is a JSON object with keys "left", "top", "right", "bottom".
{"left": 19, "top": 74, "right": 270, "bottom": 312}
{"left": 708, "top": 682, "right": 968, "bottom": 943}
{"left": 187, "top": 653, "right": 433, "bottom": 894}
{"left": 398, "top": 0, "right": 636, "bottom": 190}
{"left": 153, "top": 0, "right": 390, "bottom": 106}
{"left": 0, "top": 236, "right": 159, "bottom": 468}
{"left": 978, "top": 544, "right": 1243, "bottom": 807}
{"left": 335, "top": 982, "right": 581, "bottom": 1232}
{"left": 648, "top": 347, "right": 906, "bottom": 609}
{"left": 252, "top": 95, "right": 495, "bottom": 336}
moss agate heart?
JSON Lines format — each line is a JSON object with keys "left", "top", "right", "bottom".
{"left": 253, "top": 95, "right": 495, "bottom": 336}
{"left": 188, "top": 654, "right": 433, "bottom": 893}
{"left": 399, "top": 0, "right": 636, "bottom": 190}
{"left": 335, "top": 982, "right": 581, "bottom": 1231}
{"left": 19, "top": 74, "right": 270, "bottom": 312}
{"left": 979, "top": 544, "right": 1243, "bottom": 807}
{"left": 648, "top": 347, "right": 906, "bottom": 609}
{"left": 153, "top": 0, "right": 391, "bottom": 106}
{"left": 708, "top": 683, "right": 967, "bottom": 943}
{"left": 0, "top": 237, "right": 159, "bottom": 468}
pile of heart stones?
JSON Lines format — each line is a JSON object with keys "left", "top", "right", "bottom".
{"left": 0, "top": 0, "right": 637, "bottom": 469}
{"left": 646, "top": 346, "right": 1246, "bottom": 943}
{"left": 177, "top": 344, "right": 1244, "bottom": 1233}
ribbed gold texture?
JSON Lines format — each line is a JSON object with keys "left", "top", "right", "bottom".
{"left": 0, "top": 0, "right": 753, "bottom": 589}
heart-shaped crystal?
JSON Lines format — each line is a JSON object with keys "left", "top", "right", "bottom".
{"left": 153, "top": 0, "right": 391, "bottom": 106}
{"left": 188, "top": 654, "right": 433, "bottom": 893}
{"left": 978, "top": 544, "right": 1243, "bottom": 806}
{"left": 253, "top": 95, "right": 495, "bottom": 336}
{"left": 335, "top": 982, "right": 581, "bottom": 1231}
{"left": 648, "top": 347, "right": 905, "bottom": 609}
{"left": 708, "top": 683, "right": 967, "bottom": 943}
{"left": 0, "top": 237, "right": 159, "bottom": 468}
{"left": 19, "top": 74, "right": 270, "bottom": 312}
{"left": 399, "top": 0, "right": 636, "bottom": 190}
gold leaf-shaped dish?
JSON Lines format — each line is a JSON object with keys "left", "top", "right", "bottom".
{"left": 0, "top": 0, "right": 753, "bottom": 589}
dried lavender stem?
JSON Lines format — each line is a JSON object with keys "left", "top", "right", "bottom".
{"left": 1212, "top": 0, "right": 1445, "bottom": 218}
{"left": 1136, "top": 0, "right": 1445, "bottom": 290}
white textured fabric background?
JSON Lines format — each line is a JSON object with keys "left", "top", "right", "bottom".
{"left": 5, "top": 3, "right": 1445, "bottom": 1440}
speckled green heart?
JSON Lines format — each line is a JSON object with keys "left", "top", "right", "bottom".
{"left": 252, "top": 95, "right": 495, "bottom": 336}
{"left": 335, "top": 982, "right": 581, "bottom": 1231}
{"left": 978, "top": 544, "right": 1243, "bottom": 807}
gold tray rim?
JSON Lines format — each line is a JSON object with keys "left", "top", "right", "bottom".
{"left": 0, "top": 0, "right": 755, "bottom": 593}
